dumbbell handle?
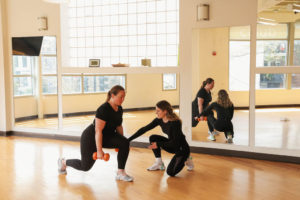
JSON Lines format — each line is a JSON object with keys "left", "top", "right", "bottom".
{"left": 92, "top": 152, "right": 110, "bottom": 161}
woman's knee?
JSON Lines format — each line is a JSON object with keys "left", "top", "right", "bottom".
{"left": 166, "top": 168, "right": 176, "bottom": 177}
{"left": 149, "top": 135, "right": 158, "bottom": 142}
{"left": 118, "top": 138, "right": 129, "bottom": 149}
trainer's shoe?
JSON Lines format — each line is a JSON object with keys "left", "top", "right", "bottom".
{"left": 212, "top": 131, "right": 219, "bottom": 135}
{"left": 116, "top": 173, "right": 134, "bottom": 182}
{"left": 185, "top": 157, "right": 194, "bottom": 171}
{"left": 227, "top": 135, "right": 233, "bottom": 144}
{"left": 58, "top": 158, "right": 67, "bottom": 175}
{"left": 147, "top": 162, "right": 165, "bottom": 171}
{"left": 207, "top": 134, "right": 216, "bottom": 141}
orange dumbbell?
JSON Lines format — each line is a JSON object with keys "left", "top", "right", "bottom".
{"left": 197, "top": 116, "right": 207, "bottom": 121}
{"left": 92, "top": 152, "right": 110, "bottom": 161}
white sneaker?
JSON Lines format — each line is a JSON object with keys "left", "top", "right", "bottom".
{"left": 116, "top": 173, "right": 134, "bottom": 182}
{"left": 207, "top": 134, "right": 216, "bottom": 141}
{"left": 227, "top": 135, "right": 233, "bottom": 144}
{"left": 58, "top": 158, "right": 67, "bottom": 175}
{"left": 147, "top": 162, "right": 165, "bottom": 171}
{"left": 185, "top": 157, "right": 194, "bottom": 171}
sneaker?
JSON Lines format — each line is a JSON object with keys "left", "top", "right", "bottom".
{"left": 147, "top": 162, "right": 165, "bottom": 171}
{"left": 58, "top": 158, "right": 67, "bottom": 175}
{"left": 207, "top": 134, "right": 216, "bottom": 141}
{"left": 227, "top": 135, "right": 233, "bottom": 144}
{"left": 115, "top": 173, "right": 134, "bottom": 182}
{"left": 212, "top": 131, "right": 219, "bottom": 135}
{"left": 185, "top": 157, "right": 194, "bottom": 171}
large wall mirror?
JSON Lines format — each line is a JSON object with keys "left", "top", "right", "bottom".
{"left": 61, "top": 73, "right": 179, "bottom": 138}
{"left": 191, "top": 26, "right": 250, "bottom": 146}
{"left": 255, "top": 3, "right": 300, "bottom": 150}
{"left": 13, "top": 36, "right": 58, "bottom": 130}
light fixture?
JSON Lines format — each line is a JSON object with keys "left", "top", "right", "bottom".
{"left": 257, "top": 17, "right": 277, "bottom": 26}
{"left": 38, "top": 17, "right": 48, "bottom": 31}
{"left": 197, "top": 4, "right": 209, "bottom": 21}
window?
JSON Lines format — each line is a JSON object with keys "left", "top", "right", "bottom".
{"left": 62, "top": 74, "right": 126, "bottom": 94}
{"left": 163, "top": 73, "right": 176, "bottom": 90}
{"left": 62, "top": 0, "right": 179, "bottom": 67}
{"left": 229, "top": 26, "right": 250, "bottom": 91}
{"left": 291, "top": 74, "right": 300, "bottom": 88}
{"left": 62, "top": 75, "right": 82, "bottom": 94}
{"left": 256, "top": 74, "right": 286, "bottom": 89}
{"left": 84, "top": 75, "right": 125, "bottom": 93}
{"left": 41, "top": 36, "right": 58, "bottom": 95}
{"left": 12, "top": 56, "right": 35, "bottom": 96}
{"left": 256, "top": 24, "right": 288, "bottom": 89}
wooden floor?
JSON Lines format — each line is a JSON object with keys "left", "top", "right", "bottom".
{"left": 15, "top": 108, "right": 300, "bottom": 149}
{"left": 0, "top": 136, "right": 299, "bottom": 200}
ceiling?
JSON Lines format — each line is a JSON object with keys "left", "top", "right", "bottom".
{"left": 258, "top": 0, "right": 300, "bottom": 22}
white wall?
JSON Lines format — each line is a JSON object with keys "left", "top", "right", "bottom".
{"left": 0, "top": 0, "right": 7, "bottom": 131}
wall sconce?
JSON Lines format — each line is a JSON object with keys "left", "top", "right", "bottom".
{"left": 38, "top": 16, "right": 48, "bottom": 31}
{"left": 197, "top": 4, "right": 209, "bottom": 21}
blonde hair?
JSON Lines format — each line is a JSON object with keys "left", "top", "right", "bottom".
{"left": 106, "top": 85, "right": 125, "bottom": 102}
{"left": 156, "top": 100, "right": 180, "bottom": 122}
{"left": 217, "top": 90, "right": 233, "bottom": 108}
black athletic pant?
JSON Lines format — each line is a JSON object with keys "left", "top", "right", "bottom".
{"left": 66, "top": 124, "right": 130, "bottom": 171}
{"left": 149, "top": 135, "right": 190, "bottom": 177}
{"left": 207, "top": 115, "right": 234, "bottom": 138}
{"left": 192, "top": 103, "right": 214, "bottom": 132}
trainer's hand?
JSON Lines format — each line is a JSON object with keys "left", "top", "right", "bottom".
{"left": 97, "top": 149, "right": 104, "bottom": 159}
{"left": 148, "top": 142, "right": 157, "bottom": 149}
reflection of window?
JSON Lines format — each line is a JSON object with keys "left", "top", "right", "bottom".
{"left": 63, "top": 0, "right": 179, "bottom": 67}
{"left": 62, "top": 75, "right": 82, "bottom": 94}
{"left": 256, "top": 40, "right": 288, "bottom": 67}
{"left": 13, "top": 76, "right": 33, "bottom": 96}
{"left": 163, "top": 73, "right": 176, "bottom": 90}
{"left": 229, "top": 41, "right": 250, "bottom": 91}
{"left": 41, "top": 36, "right": 57, "bottom": 95}
{"left": 293, "top": 40, "right": 300, "bottom": 66}
{"left": 292, "top": 74, "right": 300, "bottom": 89}
{"left": 12, "top": 56, "right": 34, "bottom": 96}
{"left": 84, "top": 75, "right": 125, "bottom": 93}
{"left": 256, "top": 74, "right": 286, "bottom": 89}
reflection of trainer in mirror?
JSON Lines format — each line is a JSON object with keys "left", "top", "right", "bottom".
{"left": 128, "top": 100, "right": 194, "bottom": 176}
{"left": 57, "top": 85, "right": 134, "bottom": 182}
{"left": 198, "top": 90, "right": 234, "bottom": 143}
{"left": 192, "top": 78, "right": 215, "bottom": 136}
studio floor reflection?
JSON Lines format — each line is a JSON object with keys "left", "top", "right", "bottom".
{"left": 192, "top": 108, "right": 300, "bottom": 149}
{"left": 0, "top": 136, "right": 299, "bottom": 199}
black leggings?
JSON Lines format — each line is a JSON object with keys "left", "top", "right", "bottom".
{"left": 149, "top": 135, "right": 190, "bottom": 177}
{"left": 207, "top": 115, "right": 234, "bottom": 138}
{"left": 66, "top": 124, "right": 130, "bottom": 171}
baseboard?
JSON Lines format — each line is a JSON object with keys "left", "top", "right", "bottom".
{"left": 235, "top": 104, "right": 300, "bottom": 110}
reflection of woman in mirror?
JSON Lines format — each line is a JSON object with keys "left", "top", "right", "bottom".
{"left": 192, "top": 78, "right": 216, "bottom": 140}
{"left": 198, "top": 89, "right": 234, "bottom": 143}
{"left": 58, "top": 85, "right": 134, "bottom": 182}
{"left": 128, "top": 100, "right": 194, "bottom": 177}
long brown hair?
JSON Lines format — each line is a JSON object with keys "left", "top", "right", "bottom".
{"left": 156, "top": 100, "right": 180, "bottom": 122}
{"left": 217, "top": 89, "right": 233, "bottom": 108}
{"left": 201, "top": 78, "right": 214, "bottom": 88}
{"left": 106, "top": 85, "right": 125, "bottom": 102}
